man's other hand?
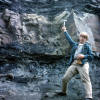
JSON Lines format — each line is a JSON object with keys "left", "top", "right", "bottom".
{"left": 62, "top": 26, "right": 67, "bottom": 32}
{"left": 77, "top": 54, "right": 85, "bottom": 59}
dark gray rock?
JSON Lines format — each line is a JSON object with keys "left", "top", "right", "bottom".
{"left": 0, "top": 1, "right": 99, "bottom": 100}
{"left": 0, "top": 0, "right": 100, "bottom": 16}
{"left": 85, "top": 0, "right": 100, "bottom": 15}
{"left": 0, "top": 9, "right": 100, "bottom": 57}
{"left": 0, "top": 9, "right": 68, "bottom": 56}
{"left": 65, "top": 12, "right": 100, "bottom": 52}
{"left": 0, "top": 0, "right": 12, "bottom": 5}
{"left": 0, "top": 58, "right": 99, "bottom": 100}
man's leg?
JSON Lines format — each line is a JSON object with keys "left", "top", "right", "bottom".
{"left": 62, "top": 64, "right": 78, "bottom": 94}
{"left": 78, "top": 62, "right": 92, "bottom": 99}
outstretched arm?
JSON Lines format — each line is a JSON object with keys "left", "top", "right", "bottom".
{"left": 62, "top": 26, "right": 76, "bottom": 46}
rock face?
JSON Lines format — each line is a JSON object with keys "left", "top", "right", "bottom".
{"left": 0, "top": 1, "right": 100, "bottom": 100}
{"left": 65, "top": 12, "right": 100, "bottom": 52}
{"left": 0, "top": 9, "right": 100, "bottom": 57}
{"left": 0, "top": 9, "right": 67, "bottom": 56}
{"left": 0, "top": 0, "right": 100, "bottom": 16}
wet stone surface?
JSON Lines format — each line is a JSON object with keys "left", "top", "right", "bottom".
{"left": 0, "top": 58, "right": 100, "bottom": 100}
{"left": 0, "top": 0, "right": 100, "bottom": 100}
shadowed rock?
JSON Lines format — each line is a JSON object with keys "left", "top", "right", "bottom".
{"left": 0, "top": 1, "right": 100, "bottom": 100}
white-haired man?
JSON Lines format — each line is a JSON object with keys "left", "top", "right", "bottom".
{"left": 57, "top": 26, "right": 93, "bottom": 100}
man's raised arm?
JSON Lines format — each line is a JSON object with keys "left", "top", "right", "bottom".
{"left": 62, "top": 26, "right": 76, "bottom": 46}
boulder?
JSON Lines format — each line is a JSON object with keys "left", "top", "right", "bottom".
{"left": 53, "top": 11, "right": 100, "bottom": 53}
{"left": 0, "top": 9, "right": 69, "bottom": 57}
{"left": 65, "top": 12, "right": 100, "bottom": 52}
{"left": 0, "top": 12, "right": 12, "bottom": 46}
{"left": 3, "top": 9, "right": 23, "bottom": 42}
{"left": 21, "top": 12, "right": 68, "bottom": 56}
{"left": 0, "top": 9, "right": 100, "bottom": 58}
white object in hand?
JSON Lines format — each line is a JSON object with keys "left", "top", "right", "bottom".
{"left": 63, "top": 20, "right": 67, "bottom": 27}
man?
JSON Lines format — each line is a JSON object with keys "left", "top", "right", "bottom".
{"left": 57, "top": 26, "right": 94, "bottom": 100}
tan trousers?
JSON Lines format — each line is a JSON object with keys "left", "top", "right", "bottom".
{"left": 62, "top": 61, "right": 92, "bottom": 98}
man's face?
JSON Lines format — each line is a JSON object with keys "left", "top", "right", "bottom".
{"left": 79, "top": 35, "right": 87, "bottom": 44}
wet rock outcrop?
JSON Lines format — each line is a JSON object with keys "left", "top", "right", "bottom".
{"left": 0, "top": 9, "right": 100, "bottom": 57}
{"left": 0, "top": 1, "right": 100, "bottom": 100}
{"left": 0, "top": 0, "right": 100, "bottom": 16}
{"left": 65, "top": 12, "right": 100, "bottom": 52}
{"left": 0, "top": 9, "right": 68, "bottom": 57}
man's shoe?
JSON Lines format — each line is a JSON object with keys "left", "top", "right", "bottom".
{"left": 55, "top": 92, "right": 66, "bottom": 96}
{"left": 85, "top": 98, "right": 92, "bottom": 100}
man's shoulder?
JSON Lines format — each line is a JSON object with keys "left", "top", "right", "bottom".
{"left": 71, "top": 42, "right": 78, "bottom": 48}
{"left": 84, "top": 42, "right": 91, "bottom": 47}
{"left": 73, "top": 42, "right": 78, "bottom": 45}
{"left": 84, "top": 42, "right": 92, "bottom": 51}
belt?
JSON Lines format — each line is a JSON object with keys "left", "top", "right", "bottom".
{"left": 73, "top": 59, "right": 82, "bottom": 65}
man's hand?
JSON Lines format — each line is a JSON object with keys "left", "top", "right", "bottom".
{"left": 62, "top": 26, "right": 67, "bottom": 32}
{"left": 77, "top": 54, "right": 85, "bottom": 59}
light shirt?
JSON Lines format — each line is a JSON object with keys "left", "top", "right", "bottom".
{"left": 74, "top": 43, "right": 84, "bottom": 59}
